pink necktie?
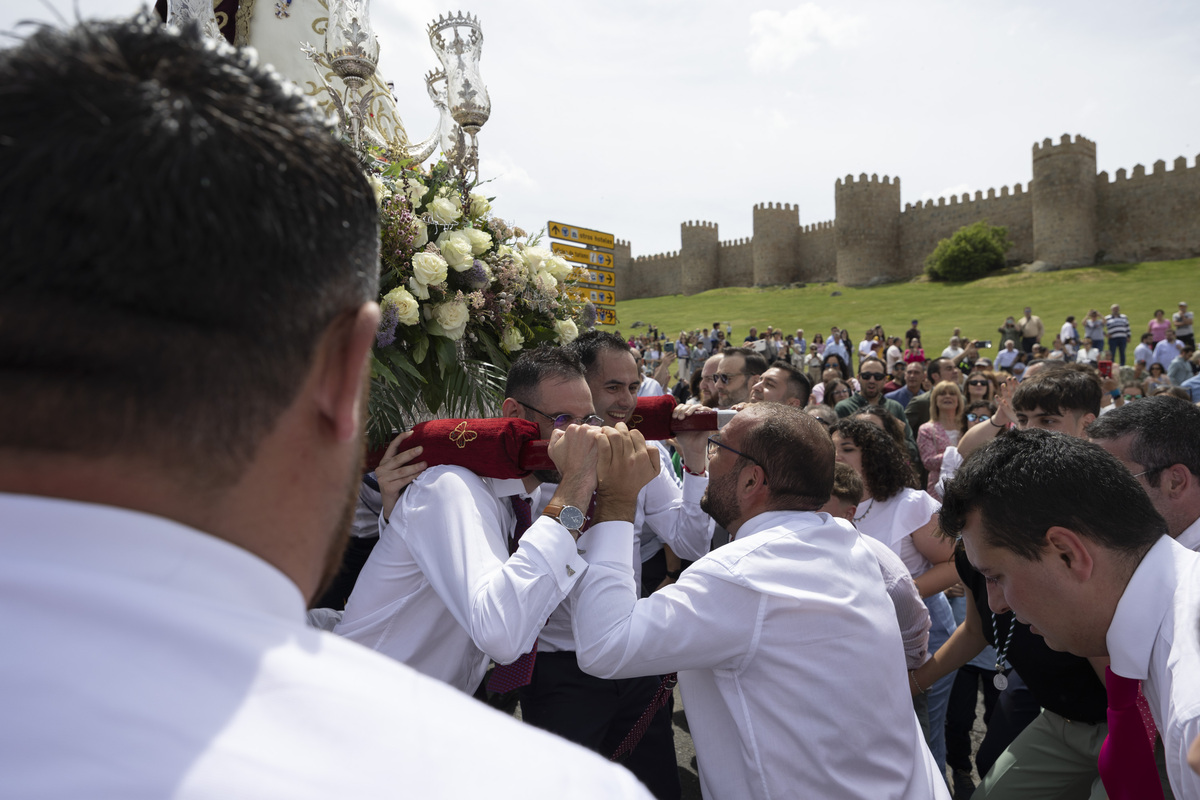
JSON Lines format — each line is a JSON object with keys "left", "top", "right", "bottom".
{"left": 1098, "top": 667, "right": 1163, "bottom": 800}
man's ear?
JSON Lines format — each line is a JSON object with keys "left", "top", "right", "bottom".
{"left": 313, "top": 302, "right": 380, "bottom": 443}
{"left": 1044, "top": 526, "right": 1095, "bottom": 582}
{"left": 1162, "top": 463, "right": 1191, "bottom": 499}
{"left": 500, "top": 398, "right": 524, "bottom": 419}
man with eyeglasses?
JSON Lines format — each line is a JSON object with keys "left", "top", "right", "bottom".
{"left": 835, "top": 356, "right": 915, "bottom": 445}
{"left": 713, "top": 347, "right": 768, "bottom": 409}
{"left": 569, "top": 405, "right": 949, "bottom": 799}
{"left": 337, "top": 346, "right": 613, "bottom": 697}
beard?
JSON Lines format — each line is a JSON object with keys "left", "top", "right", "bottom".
{"left": 311, "top": 401, "right": 369, "bottom": 608}
{"left": 699, "top": 468, "right": 740, "bottom": 531}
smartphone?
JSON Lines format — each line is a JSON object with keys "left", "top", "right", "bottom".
{"left": 1098, "top": 360, "right": 1113, "bottom": 378}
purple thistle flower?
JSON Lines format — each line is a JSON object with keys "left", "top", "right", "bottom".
{"left": 466, "top": 259, "right": 490, "bottom": 289}
{"left": 582, "top": 302, "right": 598, "bottom": 329}
{"left": 376, "top": 302, "right": 400, "bottom": 348}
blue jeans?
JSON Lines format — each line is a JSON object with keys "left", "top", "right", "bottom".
{"left": 1108, "top": 336, "right": 1128, "bottom": 365}
{"left": 924, "top": 592, "right": 957, "bottom": 773}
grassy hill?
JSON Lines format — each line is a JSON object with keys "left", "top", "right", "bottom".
{"left": 613, "top": 257, "right": 1199, "bottom": 364}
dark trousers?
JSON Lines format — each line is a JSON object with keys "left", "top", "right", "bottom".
{"left": 519, "top": 651, "right": 680, "bottom": 800}
{"left": 944, "top": 664, "right": 1001, "bottom": 773}
{"left": 1020, "top": 336, "right": 1038, "bottom": 355}
{"left": 1108, "top": 336, "right": 1128, "bottom": 365}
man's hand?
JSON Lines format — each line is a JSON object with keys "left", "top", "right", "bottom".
{"left": 594, "top": 423, "right": 660, "bottom": 524}
{"left": 547, "top": 424, "right": 602, "bottom": 509}
{"left": 378, "top": 430, "right": 427, "bottom": 522}
{"left": 671, "top": 403, "right": 712, "bottom": 475}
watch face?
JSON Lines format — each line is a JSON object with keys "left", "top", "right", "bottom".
{"left": 558, "top": 505, "right": 586, "bottom": 531}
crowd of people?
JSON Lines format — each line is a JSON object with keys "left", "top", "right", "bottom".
{"left": 5, "top": 16, "right": 1200, "bottom": 800}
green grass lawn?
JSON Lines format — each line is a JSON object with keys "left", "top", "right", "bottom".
{"left": 614, "top": 257, "right": 1199, "bottom": 368}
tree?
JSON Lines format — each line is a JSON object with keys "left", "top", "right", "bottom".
{"left": 925, "top": 221, "right": 1012, "bottom": 282}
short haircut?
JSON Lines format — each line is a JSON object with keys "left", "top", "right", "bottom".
{"left": 829, "top": 418, "right": 917, "bottom": 501}
{"left": 859, "top": 356, "right": 885, "bottom": 374}
{"left": 722, "top": 347, "right": 768, "bottom": 377}
{"left": 0, "top": 17, "right": 378, "bottom": 486}
{"left": 766, "top": 360, "right": 813, "bottom": 405}
{"left": 926, "top": 358, "right": 952, "bottom": 383}
{"left": 1011, "top": 365, "right": 1101, "bottom": 417}
{"left": 739, "top": 404, "right": 833, "bottom": 511}
{"left": 1087, "top": 396, "right": 1200, "bottom": 488}
{"left": 566, "top": 330, "right": 632, "bottom": 377}
{"left": 830, "top": 461, "right": 864, "bottom": 506}
{"left": 940, "top": 429, "right": 1166, "bottom": 561}
{"left": 805, "top": 404, "right": 838, "bottom": 429}
{"left": 504, "top": 346, "right": 585, "bottom": 405}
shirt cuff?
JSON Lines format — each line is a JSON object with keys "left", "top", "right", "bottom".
{"left": 518, "top": 516, "right": 591, "bottom": 592}
{"left": 575, "top": 520, "right": 635, "bottom": 567}
{"left": 681, "top": 470, "right": 708, "bottom": 503}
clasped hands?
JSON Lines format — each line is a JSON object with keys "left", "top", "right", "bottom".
{"left": 548, "top": 422, "right": 660, "bottom": 525}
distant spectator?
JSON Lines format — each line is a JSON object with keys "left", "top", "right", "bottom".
{"left": 822, "top": 379, "right": 852, "bottom": 408}
{"left": 1075, "top": 339, "right": 1100, "bottom": 366}
{"left": 1148, "top": 308, "right": 1173, "bottom": 343}
{"left": 941, "top": 336, "right": 965, "bottom": 362}
{"left": 887, "top": 361, "right": 926, "bottom": 408}
{"left": 1134, "top": 331, "right": 1156, "bottom": 367}
{"left": 812, "top": 332, "right": 825, "bottom": 357}
{"left": 1181, "top": 355, "right": 1200, "bottom": 401}
{"left": 905, "top": 320, "right": 922, "bottom": 348}
{"left": 1060, "top": 315, "right": 1079, "bottom": 345}
{"left": 904, "top": 338, "right": 926, "bottom": 364}
{"left": 1152, "top": 329, "right": 1184, "bottom": 371}
{"left": 917, "top": 381, "right": 965, "bottom": 497}
{"left": 1083, "top": 309, "right": 1106, "bottom": 352}
{"left": 994, "top": 339, "right": 1021, "bottom": 372}
{"left": 1106, "top": 303, "right": 1132, "bottom": 365}
{"left": 1018, "top": 307, "right": 1044, "bottom": 354}
{"left": 997, "top": 316, "right": 1021, "bottom": 348}
{"left": 1170, "top": 345, "right": 1197, "bottom": 386}
{"left": 1174, "top": 301, "right": 1195, "bottom": 349}
{"left": 964, "top": 372, "right": 996, "bottom": 404}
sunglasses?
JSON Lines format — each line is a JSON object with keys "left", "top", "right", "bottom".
{"left": 966, "top": 413, "right": 991, "bottom": 422}
{"left": 859, "top": 372, "right": 886, "bottom": 381}
{"left": 1123, "top": 394, "right": 1143, "bottom": 401}
{"left": 714, "top": 372, "right": 750, "bottom": 384}
{"left": 518, "top": 401, "right": 603, "bottom": 430}
{"left": 967, "top": 379, "right": 990, "bottom": 387}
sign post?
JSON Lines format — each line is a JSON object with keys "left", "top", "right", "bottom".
{"left": 549, "top": 220, "right": 617, "bottom": 327}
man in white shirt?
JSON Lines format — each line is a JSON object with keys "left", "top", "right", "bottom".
{"left": 1174, "top": 301, "right": 1195, "bottom": 349}
{"left": 0, "top": 17, "right": 651, "bottom": 799}
{"left": 570, "top": 404, "right": 949, "bottom": 800}
{"left": 1152, "top": 328, "right": 1184, "bottom": 371}
{"left": 1134, "top": 331, "right": 1156, "bottom": 366}
{"left": 941, "top": 429, "right": 1200, "bottom": 798}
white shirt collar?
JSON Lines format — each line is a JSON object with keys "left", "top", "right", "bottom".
{"left": 1176, "top": 515, "right": 1200, "bottom": 553}
{"left": 1107, "top": 535, "right": 1179, "bottom": 680}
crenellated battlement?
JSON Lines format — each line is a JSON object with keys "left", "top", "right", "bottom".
{"left": 1033, "top": 133, "right": 1096, "bottom": 157}
{"left": 903, "top": 182, "right": 1028, "bottom": 212}
{"left": 835, "top": 173, "right": 899, "bottom": 189}
{"left": 615, "top": 238, "right": 630, "bottom": 247}
{"left": 719, "top": 237, "right": 751, "bottom": 248}
{"left": 1100, "top": 153, "right": 1200, "bottom": 183}
{"left": 681, "top": 220, "right": 717, "bottom": 229}
{"left": 753, "top": 202, "right": 798, "bottom": 212}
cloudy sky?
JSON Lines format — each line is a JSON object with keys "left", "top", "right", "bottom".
{"left": 4, "top": 0, "right": 1198, "bottom": 257}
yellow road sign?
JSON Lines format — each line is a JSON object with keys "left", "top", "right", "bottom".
{"left": 569, "top": 266, "right": 616, "bottom": 287}
{"left": 552, "top": 241, "right": 614, "bottom": 268}
{"left": 548, "top": 221, "right": 615, "bottom": 251}
{"left": 594, "top": 306, "right": 618, "bottom": 326}
{"left": 568, "top": 287, "right": 617, "bottom": 306}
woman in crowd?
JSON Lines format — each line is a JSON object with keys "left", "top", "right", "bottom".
{"left": 964, "top": 371, "right": 995, "bottom": 404}
{"left": 821, "top": 352, "right": 853, "bottom": 382}
{"left": 1145, "top": 361, "right": 1173, "bottom": 393}
{"left": 904, "top": 338, "right": 925, "bottom": 364}
{"left": 830, "top": 419, "right": 959, "bottom": 772}
{"left": 821, "top": 378, "right": 852, "bottom": 408}
{"left": 811, "top": 331, "right": 825, "bottom": 357}
{"left": 917, "top": 381, "right": 965, "bottom": 498}
{"left": 1083, "top": 309, "right": 1106, "bottom": 352}
{"left": 997, "top": 316, "right": 1021, "bottom": 347}
{"left": 1148, "top": 308, "right": 1173, "bottom": 343}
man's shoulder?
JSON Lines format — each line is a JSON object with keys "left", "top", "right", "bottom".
{"left": 834, "top": 396, "right": 862, "bottom": 416}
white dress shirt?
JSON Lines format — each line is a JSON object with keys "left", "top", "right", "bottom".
{"left": 1107, "top": 536, "right": 1200, "bottom": 798}
{"left": 537, "top": 462, "right": 711, "bottom": 651}
{"left": 1177, "top": 515, "right": 1200, "bottom": 553}
{"left": 335, "top": 466, "right": 594, "bottom": 693}
{"left": 0, "top": 494, "right": 652, "bottom": 799}
{"left": 569, "top": 510, "right": 948, "bottom": 800}
{"left": 860, "top": 534, "right": 932, "bottom": 669}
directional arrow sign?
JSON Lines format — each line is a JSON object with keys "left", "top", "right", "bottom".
{"left": 569, "top": 266, "right": 616, "bottom": 287}
{"left": 594, "top": 306, "right": 618, "bottom": 326}
{"left": 548, "top": 221, "right": 615, "bottom": 251}
{"left": 552, "top": 241, "right": 613, "bottom": 268}
{"left": 568, "top": 287, "right": 617, "bottom": 306}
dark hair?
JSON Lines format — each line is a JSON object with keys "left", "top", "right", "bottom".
{"left": 822, "top": 352, "right": 850, "bottom": 380}
{"left": 0, "top": 17, "right": 378, "bottom": 485}
{"left": 822, "top": 379, "right": 851, "bottom": 408}
{"left": 830, "top": 461, "right": 864, "bottom": 506}
{"left": 722, "top": 347, "right": 768, "bottom": 377}
{"left": 830, "top": 418, "right": 917, "bottom": 501}
{"left": 766, "top": 359, "right": 813, "bottom": 405}
{"left": 852, "top": 405, "right": 907, "bottom": 451}
{"left": 967, "top": 399, "right": 998, "bottom": 419}
{"left": 858, "top": 356, "right": 885, "bottom": 375}
{"left": 566, "top": 330, "right": 632, "bottom": 378}
{"left": 504, "top": 346, "right": 585, "bottom": 405}
{"left": 1087, "top": 395, "right": 1200, "bottom": 488}
{"left": 940, "top": 428, "right": 1166, "bottom": 561}
{"left": 739, "top": 404, "right": 833, "bottom": 511}
{"left": 926, "top": 357, "right": 952, "bottom": 383}
{"left": 1012, "top": 365, "right": 1102, "bottom": 417}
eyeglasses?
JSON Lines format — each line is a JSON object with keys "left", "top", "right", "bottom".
{"left": 1123, "top": 394, "right": 1143, "bottom": 401}
{"left": 706, "top": 435, "right": 767, "bottom": 478}
{"left": 832, "top": 388, "right": 850, "bottom": 397}
{"left": 966, "top": 413, "right": 991, "bottom": 422}
{"left": 967, "top": 380, "right": 990, "bottom": 387}
{"left": 859, "top": 372, "right": 886, "bottom": 381}
{"left": 714, "top": 372, "right": 750, "bottom": 385}
{"left": 518, "top": 401, "right": 603, "bottom": 430}
{"left": 1130, "top": 466, "right": 1164, "bottom": 481}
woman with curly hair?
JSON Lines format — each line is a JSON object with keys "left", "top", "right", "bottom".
{"left": 830, "top": 418, "right": 958, "bottom": 773}
{"left": 918, "top": 381, "right": 965, "bottom": 498}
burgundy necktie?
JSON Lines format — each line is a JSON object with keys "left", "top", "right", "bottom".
{"left": 486, "top": 496, "right": 537, "bottom": 693}
{"left": 1098, "top": 667, "right": 1164, "bottom": 800}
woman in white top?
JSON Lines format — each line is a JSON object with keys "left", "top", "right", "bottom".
{"left": 831, "top": 418, "right": 959, "bottom": 773}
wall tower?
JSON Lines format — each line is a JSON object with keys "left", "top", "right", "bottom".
{"left": 679, "top": 220, "right": 719, "bottom": 295}
{"left": 751, "top": 202, "right": 799, "bottom": 285}
{"left": 834, "top": 173, "right": 901, "bottom": 286}
{"left": 1031, "top": 134, "right": 1098, "bottom": 267}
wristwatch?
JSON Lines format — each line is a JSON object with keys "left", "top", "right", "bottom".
{"left": 543, "top": 502, "right": 586, "bottom": 535}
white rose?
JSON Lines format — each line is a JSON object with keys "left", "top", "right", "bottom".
{"left": 554, "top": 318, "right": 579, "bottom": 345}
{"left": 408, "top": 276, "right": 430, "bottom": 300}
{"left": 501, "top": 326, "right": 525, "bottom": 353}
{"left": 465, "top": 227, "right": 493, "bottom": 256}
{"left": 382, "top": 286, "right": 420, "bottom": 326}
{"left": 544, "top": 255, "right": 571, "bottom": 282}
{"left": 533, "top": 269, "right": 558, "bottom": 294}
{"left": 436, "top": 187, "right": 463, "bottom": 211}
{"left": 427, "top": 196, "right": 461, "bottom": 225}
{"left": 436, "top": 230, "right": 474, "bottom": 271}
{"left": 433, "top": 300, "right": 470, "bottom": 340}
{"left": 408, "top": 217, "right": 429, "bottom": 249}
{"left": 496, "top": 244, "right": 514, "bottom": 260}
{"left": 367, "top": 174, "right": 390, "bottom": 206}
{"left": 411, "top": 251, "right": 448, "bottom": 286}
{"left": 467, "top": 192, "right": 491, "bottom": 217}
{"left": 404, "top": 179, "right": 428, "bottom": 206}
{"left": 522, "top": 245, "right": 551, "bottom": 273}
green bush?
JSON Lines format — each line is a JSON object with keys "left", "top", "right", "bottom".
{"left": 925, "top": 221, "right": 1012, "bottom": 282}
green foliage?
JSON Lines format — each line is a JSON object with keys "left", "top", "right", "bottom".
{"left": 925, "top": 221, "right": 1012, "bottom": 282}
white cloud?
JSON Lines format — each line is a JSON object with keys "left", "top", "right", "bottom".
{"left": 747, "top": 3, "right": 863, "bottom": 72}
